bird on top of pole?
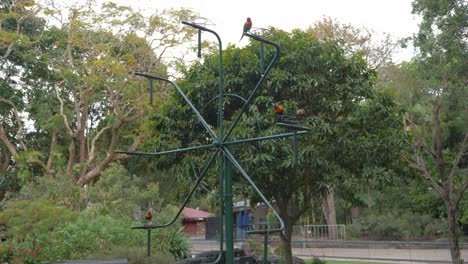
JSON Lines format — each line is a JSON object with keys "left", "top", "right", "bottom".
{"left": 239, "top": 17, "right": 252, "bottom": 41}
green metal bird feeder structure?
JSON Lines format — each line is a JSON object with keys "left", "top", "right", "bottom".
{"left": 116, "top": 20, "right": 309, "bottom": 263}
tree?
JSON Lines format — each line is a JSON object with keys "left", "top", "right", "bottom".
{"left": 150, "top": 28, "right": 404, "bottom": 264}
{"left": 0, "top": 1, "right": 198, "bottom": 189}
{"left": 305, "top": 17, "right": 407, "bottom": 228}
{"left": 0, "top": 0, "right": 48, "bottom": 197}
{"left": 404, "top": 0, "right": 467, "bottom": 263}
{"left": 306, "top": 17, "right": 402, "bottom": 72}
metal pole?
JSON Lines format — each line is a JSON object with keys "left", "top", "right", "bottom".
{"left": 260, "top": 42, "right": 265, "bottom": 74}
{"left": 149, "top": 79, "right": 153, "bottom": 105}
{"left": 224, "top": 156, "right": 234, "bottom": 263}
{"left": 198, "top": 29, "right": 202, "bottom": 58}
{"left": 147, "top": 229, "right": 151, "bottom": 256}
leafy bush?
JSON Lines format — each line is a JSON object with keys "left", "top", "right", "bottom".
{"left": 350, "top": 208, "right": 447, "bottom": 240}
{"left": 0, "top": 199, "right": 77, "bottom": 247}
{"left": 46, "top": 210, "right": 189, "bottom": 261}
{"left": 88, "top": 162, "right": 163, "bottom": 219}
{"left": 1, "top": 163, "right": 190, "bottom": 262}
{"left": 38, "top": 211, "right": 142, "bottom": 261}
{"left": 0, "top": 245, "right": 43, "bottom": 264}
{"left": 160, "top": 227, "right": 191, "bottom": 260}
{"left": 18, "top": 173, "right": 84, "bottom": 210}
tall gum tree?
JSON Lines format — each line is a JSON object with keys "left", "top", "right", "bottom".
{"left": 0, "top": 1, "right": 197, "bottom": 188}
{"left": 405, "top": 0, "right": 467, "bottom": 263}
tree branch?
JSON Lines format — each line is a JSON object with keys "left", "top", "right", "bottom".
{"left": 87, "top": 124, "right": 112, "bottom": 164}
{"left": 54, "top": 82, "right": 73, "bottom": 136}
{"left": 46, "top": 130, "right": 59, "bottom": 172}
{"left": 453, "top": 132, "right": 468, "bottom": 208}
{"left": 405, "top": 117, "right": 445, "bottom": 196}
{"left": 0, "top": 97, "right": 27, "bottom": 151}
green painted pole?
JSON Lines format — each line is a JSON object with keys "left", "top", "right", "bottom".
{"left": 260, "top": 42, "right": 265, "bottom": 74}
{"left": 149, "top": 79, "right": 153, "bottom": 105}
{"left": 263, "top": 232, "right": 268, "bottom": 264}
{"left": 224, "top": 156, "right": 234, "bottom": 263}
{"left": 147, "top": 229, "right": 151, "bottom": 256}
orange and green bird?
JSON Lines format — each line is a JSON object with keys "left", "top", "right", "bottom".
{"left": 239, "top": 17, "right": 252, "bottom": 41}
{"left": 145, "top": 210, "right": 153, "bottom": 221}
{"left": 273, "top": 104, "right": 284, "bottom": 115}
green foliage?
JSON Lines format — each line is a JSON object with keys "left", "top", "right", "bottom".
{"left": 0, "top": 199, "right": 77, "bottom": 247}
{"left": 18, "top": 173, "right": 83, "bottom": 210}
{"left": 351, "top": 208, "right": 447, "bottom": 240}
{"left": 1, "top": 209, "right": 189, "bottom": 262}
{"left": 37, "top": 212, "right": 142, "bottom": 261}
{"left": 0, "top": 245, "right": 43, "bottom": 264}
{"left": 88, "top": 162, "right": 163, "bottom": 219}
{"left": 160, "top": 227, "right": 191, "bottom": 260}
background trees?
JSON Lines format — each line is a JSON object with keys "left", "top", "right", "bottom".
{"left": 403, "top": 0, "right": 467, "bottom": 263}
{"left": 150, "top": 28, "right": 405, "bottom": 263}
{"left": 0, "top": 1, "right": 196, "bottom": 262}
{"left": 0, "top": 0, "right": 197, "bottom": 190}
{"left": 0, "top": 0, "right": 466, "bottom": 263}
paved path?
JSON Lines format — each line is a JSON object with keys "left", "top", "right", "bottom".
{"left": 189, "top": 240, "right": 467, "bottom": 263}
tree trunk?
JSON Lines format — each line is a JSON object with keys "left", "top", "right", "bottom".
{"left": 0, "top": 150, "right": 9, "bottom": 175}
{"left": 66, "top": 136, "right": 76, "bottom": 175}
{"left": 447, "top": 203, "right": 462, "bottom": 264}
{"left": 321, "top": 189, "right": 338, "bottom": 239}
{"left": 46, "top": 130, "right": 58, "bottom": 173}
{"left": 280, "top": 211, "right": 294, "bottom": 264}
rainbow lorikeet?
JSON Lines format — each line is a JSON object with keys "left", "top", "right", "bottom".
{"left": 273, "top": 104, "right": 284, "bottom": 115}
{"left": 145, "top": 210, "right": 153, "bottom": 221}
{"left": 239, "top": 17, "right": 252, "bottom": 41}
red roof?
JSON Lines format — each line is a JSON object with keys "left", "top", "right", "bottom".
{"left": 183, "top": 207, "right": 214, "bottom": 220}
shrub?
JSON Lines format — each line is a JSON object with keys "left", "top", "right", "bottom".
{"left": 88, "top": 163, "right": 163, "bottom": 220}
{"left": 37, "top": 210, "right": 189, "bottom": 262}
{"left": 38, "top": 211, "right": 142, "bottom": 261}
{"left": 18, "top": 173, "right": 84, "bottom": 210}
{"left": 0, "top": 199, "right": 77, "bottom": 248}
{"left": 0, "top": 245, "right": 43, "bottom": 264}
{"left": 159, "top": 227, "right": 191, "bottom": 260}
{"left": 351, "top": 208, "right": 448, "bottom": 240}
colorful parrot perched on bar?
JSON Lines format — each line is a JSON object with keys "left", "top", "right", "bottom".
{"left": 272, "top": 104, "right": 284, "bottom": 115}
{"left": 145, "top": 209, "right": 153, "bottom": 221}
{"left": 239, "top": 17, "right": 252, "bottom": 41}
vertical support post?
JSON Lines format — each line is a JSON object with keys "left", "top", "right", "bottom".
{"left": 149, "top": 79, "right": 154, "bottom": 105}
{"left": 260, "top": 42, "right": 265, "bottom": 74}
{"left": 197, "top": 30, "right": 202, "bottom": 58}
{"left": 147, "top": 229, "right": 151, "bottom": 256}
{"left": 293, "top": 131, "right": 298, "bottom": 165}
{"left": 225, "top": 156, "right": 234, "bottom": 263}
{"left": 262, "top": 232, "right": 268, "bottom": 264}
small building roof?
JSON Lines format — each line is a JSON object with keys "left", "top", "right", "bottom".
{"left": 183, "top": 207, "right": 214, "bottom": 220}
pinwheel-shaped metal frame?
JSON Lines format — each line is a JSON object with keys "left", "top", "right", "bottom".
{"left": 117, "top": 21, "right": 309, "bottom": 263}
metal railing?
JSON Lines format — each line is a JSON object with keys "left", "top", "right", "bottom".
{"left": 189, "top": 238, "right": 468, "bottom": 263}
{"left": 292, "top": 224, "right": 347, "bottom": 241}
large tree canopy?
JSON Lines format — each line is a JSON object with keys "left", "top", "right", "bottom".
{"left": 149, "top": 28, "right": 405, "bottom": 264}
{"left": 403, "top": 0, "right": 467, "bottom": 263}
{"left": 0, "top": 0, "right": 198, "bottom": 191}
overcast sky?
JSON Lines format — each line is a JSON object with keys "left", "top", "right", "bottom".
{"left": 122, "top": 0, "right": 421, "bottom": 62}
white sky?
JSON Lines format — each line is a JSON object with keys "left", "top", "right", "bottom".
{"left": 123, "top": 0, "right": 421, "bottom": 62}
